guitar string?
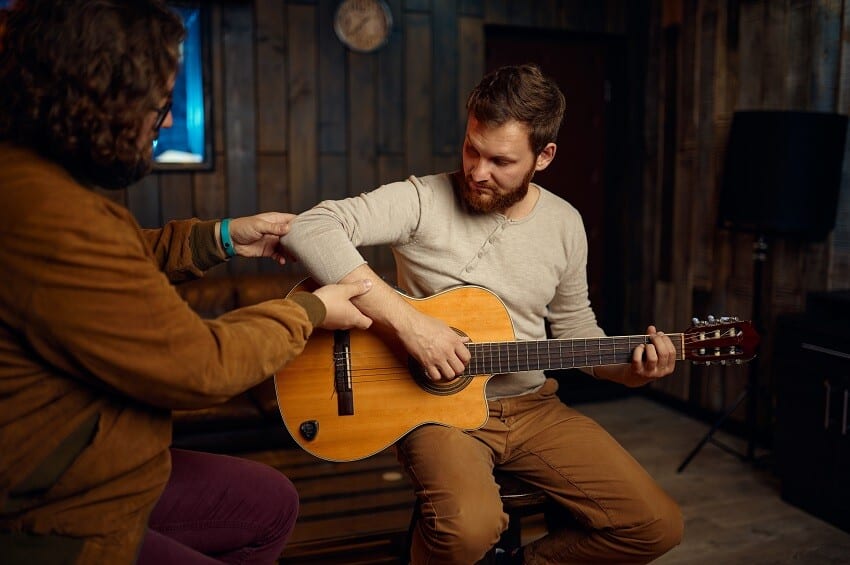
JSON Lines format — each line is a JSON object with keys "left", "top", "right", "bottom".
{"left": 333, "top": 328, "right": 746, "bottom": 382}
{"left": 338, "top": 330, "right": 743, "bottom": 364}
{"left": 339, "top": 328, "right": 742, "bottom": 364}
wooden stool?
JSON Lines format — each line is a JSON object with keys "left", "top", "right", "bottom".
{"left": 404, "top": 471, "right": 562, "bottom": 564}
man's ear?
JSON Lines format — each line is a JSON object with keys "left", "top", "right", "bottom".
{"left": 535, "top": 143, "right": 557, "bottom": 171}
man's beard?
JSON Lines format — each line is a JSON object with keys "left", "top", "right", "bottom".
{"left": 461, "top": 165, "right": 535, "bottom": 214}
{"left": 80, "top": 152, "right": 153, "bottom": 191}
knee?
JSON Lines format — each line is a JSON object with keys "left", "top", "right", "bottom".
{"left": 626, "top": 497, "right": 684, "bottom": 560}
{"left": 268, "top": 473, "right": 300, "bottom": 536}
{"left": 243, "top": 462, "right": 299, "bottom": 545}
{"left": 415, "top": 497, "right": 507, "bottom": 564}
{"left": 648, "top": 502, "right": 683, "bottom": 556}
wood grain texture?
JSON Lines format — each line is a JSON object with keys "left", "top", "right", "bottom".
{"left": 274, "top": 285, "right": 512, "bottom": 461}
{"left": 318, "top": 0, "right": 347, "bottom": 154}
{"left": 404, "top": 12, "right": 433, "bottom": 177}
{"left": 117, "top": 0, "right": 850, "bottom": 426}
{"left": 432, "top": 0, "right": 459, "bottom": 155}
{"left": 245, "top": 396, "right": 850, "bottom": 563}
{"left": 378, "top": 0, "right": 404, "bottom": 155}
{"left": 288, "top": 3, "right": 319, "bottom": 213}
{"left": 159, "top": 173, "right": 193, "bottom": 223}
{"left": 255, "top": 0, "right": 288, "bottom": 154}
{"left": 127, "top": 176, "right": 161, "bottom": 229}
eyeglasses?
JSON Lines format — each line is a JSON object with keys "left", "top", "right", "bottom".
{"left": 152, "top": 97, "right": 173, "bottom": 131}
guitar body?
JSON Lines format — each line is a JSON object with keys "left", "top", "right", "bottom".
{"left": 274, "top": 284, "right": 516, "bottom": 462}
{"left": 275, "top": 280, "right": 760, "bottom": 462}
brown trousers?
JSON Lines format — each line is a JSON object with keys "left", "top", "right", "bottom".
{"left": 397, "top": 379, "right": 683, "bottom": 564}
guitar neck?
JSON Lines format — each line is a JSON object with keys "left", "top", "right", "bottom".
{"left": 463, "top": 334, "right": 685, "bottom": 375}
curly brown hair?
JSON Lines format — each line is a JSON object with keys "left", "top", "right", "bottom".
{"left": 466, "top": 64, "right": 566, "bottom": 157}
{"left": 0, "top": 0, "right": 185, "bottom": 188}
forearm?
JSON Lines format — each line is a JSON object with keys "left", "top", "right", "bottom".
{"left": 140, "top": 219, "right": 226, "bottom": 282}
{"left": 339, "top": 264, "right": 470, "bottom": 380}
{"left": 338, "top": 264, "right": 417, "bottom": 334}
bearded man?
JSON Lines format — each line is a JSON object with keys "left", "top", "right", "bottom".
{"left": 283, "top": 64, "right": 683, "bottom": 565}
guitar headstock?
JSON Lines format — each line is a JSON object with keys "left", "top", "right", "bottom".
{"left": 683, "top": 316, "right": 760, "bottom": 365}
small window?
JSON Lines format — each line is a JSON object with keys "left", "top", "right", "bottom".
{"left": 0, "top": 0, "right": 213, "bottom": 171}
{"left": 154, "top": 2, "right": 213, "bottom": 171}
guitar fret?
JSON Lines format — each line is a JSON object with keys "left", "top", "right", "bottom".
{"left": 468, "top": 331, "right": 689, "bottom": 375}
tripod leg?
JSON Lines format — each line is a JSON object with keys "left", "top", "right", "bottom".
{"left": 676, "top": 387, "right": 748, "bottom": 473}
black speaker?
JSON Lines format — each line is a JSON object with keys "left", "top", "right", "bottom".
{"left": 718, "top": 110, "right": 848, "bottom": 242}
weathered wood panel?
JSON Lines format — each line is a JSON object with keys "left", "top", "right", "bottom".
{"left": 221, "top": 1, "right": 258, "bottom": 221}
{"left": 432, "top": 0, "right": 459, "bottom": 156}
{"left": 484, "top": 0, "right": 509, "bottom": 24}
{"left": 348, "top": 51, "right": 377, "bottom": 198}
{"left": 288, "top": 3, "right": 318, "bottom": 213}
{"left": 257, "top": 153, "right": 289, "bottom": 212}
{"left": 159, "top": 173, "right": 193, "bottom": 223}
{"left": 377, "top": 0, "right": 405, "bottom": 187}
{"left": 693, "top": 1, "right": 718, "bottom": 290}
{"left": 192, "top": 162, "right": 227, "bottom": 221}
{"left": 317, "top": 0, "right": 346, "bottom": 155}
{"left": 129, "top": 0, "right": 850, "bottom": 427}
{"left": 404, "top": 12, "right": 433, "bottom": 177}
{"left": 127, "top": 176, "right": 161, "bottom": 229}
{"left": 255, "top": 0, "right": 288, "bottom": 154}
{"left": 645, "top": 0, "right": 850, "bottom": 429}
{"left": 222, "top": 2, "right": 258, "bottom": 275}
{"left": 318, "top": 154, "right": 347, "bottom": 204}
{"left": 832, "top": 0, "right": 850, "bottom": 288}
{"left": 348, "top": 50, "right": 380, "bottom": 267}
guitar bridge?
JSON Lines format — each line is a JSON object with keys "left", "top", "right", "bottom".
{"left": 334, "top": 330, "right": 354, "bottom": 415}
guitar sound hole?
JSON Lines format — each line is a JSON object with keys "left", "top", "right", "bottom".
{"left": 407, "top": 327, "right": 473, "bottom": 396}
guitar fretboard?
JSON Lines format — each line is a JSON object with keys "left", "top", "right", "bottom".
{"left": 463, "top": 334, "right": 685, "bottom": 375}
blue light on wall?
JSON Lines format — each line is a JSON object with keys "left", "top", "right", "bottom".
{"left": 153, "top": 4, "right": 211, "bottom": 170}
{"left": 0, "top": 0, "right": 211, "bottom": 170}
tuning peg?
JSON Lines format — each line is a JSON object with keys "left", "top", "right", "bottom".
{"left": 692, "top": 317, "right": 700, "bottom": 325}
{"left": 707, "top": 315, "right": 716, "bottom": 323}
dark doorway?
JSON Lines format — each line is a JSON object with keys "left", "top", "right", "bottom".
{"left": 485, "top": 26, "right": 627, "bottom": 333}
{"left": 485, "top": 26, "right": 629, "bottom": 401}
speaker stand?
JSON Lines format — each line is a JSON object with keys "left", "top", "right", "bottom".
{"left": 677, "top": 235, "right": 766, "bottom": 473}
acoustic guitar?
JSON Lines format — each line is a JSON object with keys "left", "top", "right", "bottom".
{"left": 274, "top": 280, "right": 759, "bottom": 462}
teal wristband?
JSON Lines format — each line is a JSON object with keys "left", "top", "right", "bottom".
{"left": 220, "top": 218, "right": 236, "bottom": 258}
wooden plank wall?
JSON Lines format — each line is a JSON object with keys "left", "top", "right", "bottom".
{"left": 644, "top": 0, "right": 850, "bottom": 428}
{"left": 119, "top": 0, "right": 629, "bottom": 274}
{"left": 117, "top": 0, "right": 630, "bottom": 279}
{"left": 103, "top": 0, "right": 850, "bottom": 426}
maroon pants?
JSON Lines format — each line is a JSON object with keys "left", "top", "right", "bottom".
{"left": 137, "top": 449, "right": 298, "bottom": 564}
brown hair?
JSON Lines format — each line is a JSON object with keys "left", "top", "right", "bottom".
{"left": 0, "top": 0, "right": 185, "bottom": 188}
{"left": 466, "top": 64, "right": 566, "bottom": 156}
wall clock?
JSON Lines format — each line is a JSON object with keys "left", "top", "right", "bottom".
{"left": 333, "top": 0, "right": 393, "bottom": 53}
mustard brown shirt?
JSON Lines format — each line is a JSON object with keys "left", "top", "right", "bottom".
{"left": 0, "top": 143, "right": 322, "bottom": 563}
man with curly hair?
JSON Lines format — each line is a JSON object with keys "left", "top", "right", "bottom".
{"left": 0, "top": 1, "right": 373, "bottom": 563}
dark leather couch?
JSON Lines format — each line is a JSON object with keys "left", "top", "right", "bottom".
{"left": 171, "top": 272, "right": 305, "bottom": 453}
